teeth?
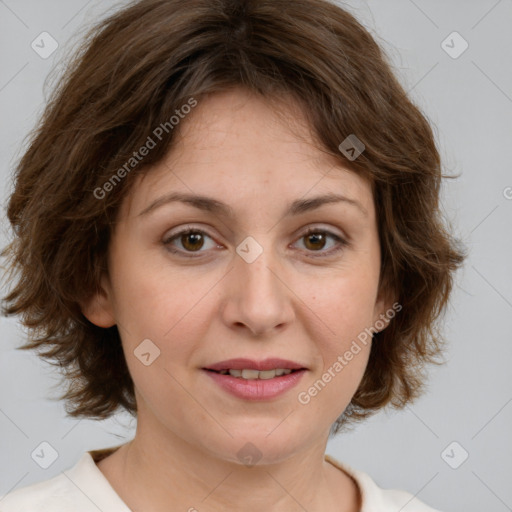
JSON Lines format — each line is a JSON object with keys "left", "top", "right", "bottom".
{"left": 258, "top": 370, "right": 277, "bottom": 380}
{"left": 218, "top": 368, "right": 294, "bottom": 379}
{"left": 241, "top": 369, "right": 260, "bottom": 379}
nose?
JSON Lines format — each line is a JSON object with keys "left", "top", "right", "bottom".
{"left": 219, "top": 239, "right": 295, "bottom": 337}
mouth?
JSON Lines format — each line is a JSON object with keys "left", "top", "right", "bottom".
{"left": 204, "top": 367, "right": 301, "bottom": 379}
{"left": 202, "top": 358, "right": 307, "bottom": 400}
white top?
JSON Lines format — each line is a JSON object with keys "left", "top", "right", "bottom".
{"left": 0, "top": 447, "right": 442, "bottom": 511}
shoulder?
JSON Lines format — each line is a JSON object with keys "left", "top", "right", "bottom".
{"left": 325, "top": 454, "right": 443, "bottom": 512}
{"left": 0, "top": 471, "right": 78, "bottom": 512}
{"left": 0, "top": 448, "right": 125, "bottom": 512}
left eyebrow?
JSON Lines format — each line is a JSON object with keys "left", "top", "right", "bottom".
{"left": 137, "top": 191, "right": 367, "bottom": 218}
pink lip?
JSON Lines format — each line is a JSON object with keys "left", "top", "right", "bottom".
{"left": 202, "top": 368, "right": 307, "bottom": 401}
{"left": 204, "top": 358, "right": 306, "bottom": 372}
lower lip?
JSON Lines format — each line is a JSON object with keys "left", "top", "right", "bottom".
{"left": 202, "top": 369, "right": 306, "bottom": 401}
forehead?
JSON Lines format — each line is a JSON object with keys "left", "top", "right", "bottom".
{"left": 121, "top": 88, "right": 373, "bottom": 220}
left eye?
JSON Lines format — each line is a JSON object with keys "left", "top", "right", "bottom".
{"left": 163, "top": 227, "right": 347, "bottom": 257}
{"left": 295, "top": 228, "right": 347, "bottom": 256}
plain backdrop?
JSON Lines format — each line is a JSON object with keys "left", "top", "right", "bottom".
{"left": 0, "top": 1, "right": 511, "bottom": 511}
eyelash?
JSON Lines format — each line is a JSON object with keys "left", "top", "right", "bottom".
{"left": 163, "top": 226, "right": 348, "bottom": 259}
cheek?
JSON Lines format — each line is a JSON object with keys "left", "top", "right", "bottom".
{"left": 109, "top": 240, "right": 210, "bottom": 335}
{"left": 307, "top": 272, "right": 379, "bottom": 342}
{"left": 295, "top": 265, "right": 378, "bottom": 407}
{"left": 296, "top": 278, "right": 374, "bottom": 418}
{"left": 109, "top": 260, "right": 221, "bottom": 399}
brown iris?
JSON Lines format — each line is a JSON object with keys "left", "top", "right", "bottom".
{"left": 180, "top": 232, "right": 205, "bottom": 251}
{"left": 303, "top": 232, "right": 327, "bottom": 251}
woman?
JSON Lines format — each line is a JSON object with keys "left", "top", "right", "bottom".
{"left": 0, "top": 0, "right": 464, "bottom": 510}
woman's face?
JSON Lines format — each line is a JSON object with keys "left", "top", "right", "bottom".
{"left": 85, "top": 88, "right": 390, "bottom": 464}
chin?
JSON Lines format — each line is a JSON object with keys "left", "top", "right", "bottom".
{"left": 204, "top": 422, "right": 313, "bottom": 466}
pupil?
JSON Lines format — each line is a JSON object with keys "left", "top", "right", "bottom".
{"left": 183, "top": 232, "right": 203, "bottom": 251}
{"left": 306, "top": 232, "right": 325, "bottom": 250}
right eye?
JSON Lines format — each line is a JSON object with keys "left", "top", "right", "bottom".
{"left": 163, "top": 227, "right": 222, "bottom": 257}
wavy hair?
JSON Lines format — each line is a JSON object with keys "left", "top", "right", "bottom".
{"left": 1, "top": 0, "right": 465, "bottom": 432}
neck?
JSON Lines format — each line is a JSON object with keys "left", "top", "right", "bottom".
{"left": 97, "top": 411, "right": 361, "bottom": 512}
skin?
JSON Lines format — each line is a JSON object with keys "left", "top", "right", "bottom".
{"left": 82, "top": 87, "right": 393, "bottom": 512}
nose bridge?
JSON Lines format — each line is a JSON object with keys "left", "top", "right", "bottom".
{"left": 224, "top": 234, "right": 293, "bottom": 335}
{"left": 236, "top": 234, "right": 280, "bottom": 299}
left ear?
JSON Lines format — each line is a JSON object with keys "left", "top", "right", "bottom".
{"left": 371, "top": 285, "right": 398, "bottom": 334}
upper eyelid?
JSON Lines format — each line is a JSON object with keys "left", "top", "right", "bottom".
{"left": 164, "top": 224, "right": 346, "bottom": 241}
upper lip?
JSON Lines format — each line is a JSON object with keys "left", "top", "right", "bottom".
{"left": 204, "top": 358, "right": 307, "bottom": 372}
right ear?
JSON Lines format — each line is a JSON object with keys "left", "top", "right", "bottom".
{"left": 80, "top": 273, "right": 116, "bottom": 328}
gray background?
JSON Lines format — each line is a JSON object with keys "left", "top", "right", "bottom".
{"left": 0, "top": 1, "right": 511, "bottom": 511}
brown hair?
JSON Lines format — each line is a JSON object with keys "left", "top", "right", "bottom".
{"left": 1, "top": 0, "right": 465, "bottom": 432}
